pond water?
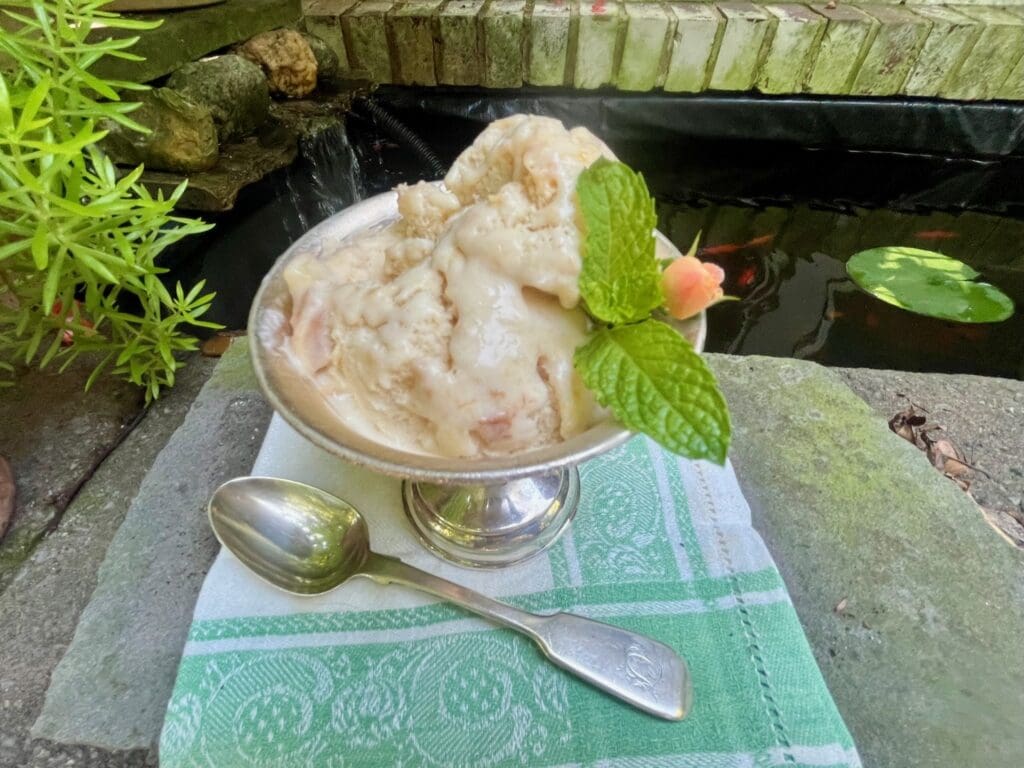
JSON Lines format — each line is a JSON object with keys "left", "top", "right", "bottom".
{"left": 164, "top": 94, "right": 1024, "bottom": 380}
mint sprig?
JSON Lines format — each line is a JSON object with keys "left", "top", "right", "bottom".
{"left": 576, "top": 159, "right": 663, "bottom": 324}
{"left": 575, "top": 321, "right": 730, "bottom": 464}
{"left": 573, "top": 160, "right": 731, "bottom": 464}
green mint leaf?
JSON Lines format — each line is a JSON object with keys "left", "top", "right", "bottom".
{"left": 576, "top": 158, "right": 662, "bottom": 324}
{"left": 574, "top": 319, "right": 730, "bottom": 464}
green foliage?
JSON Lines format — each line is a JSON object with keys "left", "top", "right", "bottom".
{"left": 0, "top": 0, "right": 216, "bottom": 401}
{"left": 576, "top": 159, "right": 662, "bottom": 324}
{"left": 574, "top": 320, "right": 730, "bottom": 465}
{"left": 848, "top": 247, "right": 1014, "bottom": 324}
{"left": 574, "top": 159, "right": 730, "bottom": 464}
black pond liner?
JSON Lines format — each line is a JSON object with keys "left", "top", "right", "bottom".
{"left": 162, "top": 89, "right": 1024, "bottom": 379}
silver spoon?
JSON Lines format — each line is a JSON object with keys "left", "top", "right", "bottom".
{"left": 209, "top": 476, "right": 692, "bottom": 721}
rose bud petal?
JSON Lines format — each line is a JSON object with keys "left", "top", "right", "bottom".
{"left": 663, "top": 255, "right": 726, "bottom": 320}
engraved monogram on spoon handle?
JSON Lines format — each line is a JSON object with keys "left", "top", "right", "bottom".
{"left": 362, "top": 553, "right": 692, "bottom": 721}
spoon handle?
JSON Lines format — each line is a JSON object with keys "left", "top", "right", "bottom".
{"left": 361, "top": 553, "right": 691, "bottom": 721}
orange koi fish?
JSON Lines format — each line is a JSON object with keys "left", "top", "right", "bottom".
{"left": 698, "top": 233, "right": 775, "bottom": 257}
{"left": 913, "top": 230, "right": 958, "bottom": 241}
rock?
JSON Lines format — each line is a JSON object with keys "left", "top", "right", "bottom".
{"left": 134, "top": 131, "right": 298, "bottom": 212}
{"left": 168, "top": 55, "right": 270, "bottom": 143}
{"left": 301, "top": 31, "right": 339, "bottom": 82}
{"left": 237, "top": 28, "right": 318, "bottom": 98}
{"left": 0, "top": 455, "right": 13, "bottom": 539}
{"left": 91, "top": 0, "right": 303, "bottom": 84}
{"left": 99, "top": 88, "right": 218, "bottom": 173}
{"left": 0, "top": 353, "right": 144, "bottom": 592}
{"left": 711, "top": 354, "right": 1024, "bottom": 768}
{"left": 31, "top": 340, "right": 271, "bottom": 751}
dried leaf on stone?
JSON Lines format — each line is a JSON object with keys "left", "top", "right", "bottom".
{"left": 926, "top": 437, "right": 970, "bottom": 476}
{"left": 888, "top": 405, "right": 928, "bottom": 448}
{"left": 0, "top": 455, "right": 14, "bottom": 539}
{"left": 201, "top": 330, "right": 245, "bottom": 358}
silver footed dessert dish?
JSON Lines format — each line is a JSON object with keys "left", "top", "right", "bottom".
{"left": 249, "top": 115, "right": 710, "bottom": 567}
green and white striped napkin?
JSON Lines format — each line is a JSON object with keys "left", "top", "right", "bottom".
{"left": 160, "top": 415, "right": 860, "bottom": 768}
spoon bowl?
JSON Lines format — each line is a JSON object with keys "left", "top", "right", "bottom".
{"left": 209, "top": 476, "right": 370, "bottom": 595}
{"left": 209, "top": 476, "right": 693, "bottom": 720}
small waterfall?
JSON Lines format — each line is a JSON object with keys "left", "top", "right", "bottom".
{"left": 282, "top": 120, "right": 366, "bottom": 240}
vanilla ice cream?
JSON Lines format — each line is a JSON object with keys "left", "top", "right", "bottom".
{"left": 281, "top": 115, "right": 617, "bottom": 457}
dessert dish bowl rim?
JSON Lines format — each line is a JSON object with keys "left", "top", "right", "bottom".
{"left": 248, "top": 186, "right": 707, "bottom": 485}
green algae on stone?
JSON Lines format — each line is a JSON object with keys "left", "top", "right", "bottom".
{"left": 99, "top": 88, "right": 218, "bottom": 173}
{"left": 664, "top": 3, "right": 723, "bottom": 93}
{"left": 482, "top": 0, "right": 526, "bottom": 88}
{"left": 851, "top": 5, "right": 932, "bottom": 96}
{"left": 758, "top": 4, "right": 826, "bottom": 95}
{"left": 805, "top": 4, "right": 878, "bottom": 94}
{"left": 708, "top": 3, "right": 772, "bottom": 92}
{"left": 942, "top": 6, "right": 1024, "bottom": 100}
{"left": 91, "top": 0, "right": 302, "bottom": 83}
{"left": 389, "top": 0, "right": 444, "bottom": 85}
{"left": 575, "top": 1, "right": 622, "bottom": 89}
{"left": 205, "top": 337, "right": 262, "bottom": 392}
{"left": 438, "top": 0, "right": 483, "bottom": 86}
{"left": 617, "top": 3, "right": 674, "bottom": 92}
{"left": 707, "top": 354, "right": 1024, "bottom": 768}
{"left": 528, "top": 0, "right": 571, "bottom": 86}
{"left": 167, "top": 55, "right": 270, "bottom": 142}
{"left": 995, "top": 9, "right": 1024, "bottom": 100}
{"left": 343, "top": 0, "right": 393, "bottom": 82}
{"left": 903, "top": 6, "right": 981, "bottom": 97}
{"left": 303, "top": 0, "right": 356, "bottom": 70}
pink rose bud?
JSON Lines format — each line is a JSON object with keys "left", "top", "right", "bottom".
{"left": 662, "top": 256, "right": 725, "bottom": 320}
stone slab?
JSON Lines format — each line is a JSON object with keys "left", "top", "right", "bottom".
{"left": 0, "top": 355, "right": 215, "bottom": 768}
{"left": 303, "top": 0, "right": 357, "bottom": 70}
{"left": 709, "top": 354, "right": 1024, "bottom": 768}
{"left": 664, "top": 3, "right": 722, "bottom": 93}
{"left": 837, "top": 367, "right": 1024, "bottom": 545}
{"left": 138, "top": 130, "right": 298, "bottom": 213}
{"left": 388, "top": 0, "right": 444, "bottom": 85}
{"left": 482, "top": 0, "right": 526, "bottom": 87}
{"left": 852, "top": 5, "right": 932, "bottom": 95}
{"left": 0, "top": 358, "right": 144, "bottom": 593}
{"left": 758, "top": 4, "right": 826, "bottom": 94}
{"left": 528, "top": 0, "right": 572, "bottom": 86}
{"left": 903, "top": 5, "right": 982, "bottom": 97}
{"left": 31, "top": 340, "right": 272, "bottom": 751}
{"left": 708, "top": 2, "right": 772, "bottom": 92}
{"left": 575, "top": 0, "right": 622, "bottom": 90}
{"left": 943, "top": 5, "right": 1024, "bottom": 99}
{"left": 616, "top": 3, "right": 674, "bottom": 91}
{"left": 342, "top": 0, "right": 394, "bottom": 82}
{"left": 805, "top": 4, "right": 878, "bottom": 94}
{"left": 996, "top": 6, "right": 1024, "bottom": 97}
{"left": 92, "top": 0, "right": 302, "bottom": 83}
{"left": 438, "top": 0, "right": 484, "bottom": 86}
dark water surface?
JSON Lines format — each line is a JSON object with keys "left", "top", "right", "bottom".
{"left": 164, "top": 99, "right": 1024, "bottom": 379}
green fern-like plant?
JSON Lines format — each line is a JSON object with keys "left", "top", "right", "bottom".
{"left": 0, "top": 0, "right": 216, "bottom": 401}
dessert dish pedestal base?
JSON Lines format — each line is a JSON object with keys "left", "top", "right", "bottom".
{"left": 402, "top": 467, "right": 580, "bottom": 568}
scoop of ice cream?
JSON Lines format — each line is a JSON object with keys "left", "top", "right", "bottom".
{"left": 282, "top": 115, "right": 614, "bottom": 457}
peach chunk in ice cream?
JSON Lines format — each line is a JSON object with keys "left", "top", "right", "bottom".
{"left": 282, "top": 115, "right": 618, "bottom": 457}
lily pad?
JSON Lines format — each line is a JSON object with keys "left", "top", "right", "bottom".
{"left": 847, "top": 247, "right": 1014, "bottom": 323}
